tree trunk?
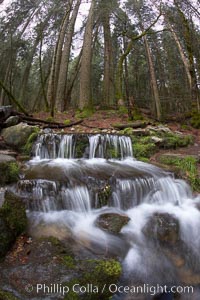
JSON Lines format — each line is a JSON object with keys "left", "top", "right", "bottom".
{"left": 79, "top": 0, "right": 95, "bottom": 110}
{"left": 56, "top": 0, "right": 81, "bottom": 112}
{"left": 47, "top": 0, "right": 73, "bottom": 116}
{"left": 174, "top": 2, "right": 200, "bottom": 111}
{"left": 19, "top": 36, "right": 41, "bottom": 105}
{"left": 0, "top": 80, "right": 29, "bottom": 115}
{"left": 143, "top": 35, "right": 161, "bottom": 120}
{"left": 115, "top": 12, "right": 162, "bottom": 104}
{"left": 102, "top": 10, "right": 114, "bottom": 106}
{"left": 39, "top": 38, "right": 49, "bottom": 111}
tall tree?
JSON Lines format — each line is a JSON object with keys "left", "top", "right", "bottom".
{"left": 79, "top": 0, "right": 96, "bottom": 109}
{"left": 56, "top": 0, "right": 81, "bottom": 112}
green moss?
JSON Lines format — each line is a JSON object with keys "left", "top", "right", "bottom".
{"left": 0, "top": 289, "right": 19, "bottom": 300}
{"left": 1, "top": 191, "right": 27, "bottom": 235}
{"left": 118, "top": 106, "right": 128, "bottom": 115}
{"left": 139, "top": 157, "right": 150, "bottom": 163}
{"left": 132, "top": 107, "right": 144, "bottom": 121}
{"left": 62, "top": 256, "right": 75, "bottom": 269}
{"left": 0, "top": 161, "right": 19, "bottom": 185}
{"left": 132, "top": 136, "right": 157, "bottom": 160}
{"left": 180, "top": 124, "right": 191, "bottom": 130}
{"left": 159, "top": 155, "right": 200, "bottom": 192}
{"left": 79, "top": 259, "right": 121, "bottom": 299}
{"left": 0, "top": 191, "right": 27, "bottom": 259}
{"left": 63, "top": 279, "right": 79, "bottom": 300}
{"left": 63, "top": 119, "right": 71, "bottom": 125}
{"left": 155, "top": 132, "right": 194, "bottom": 149}
{"left": 8, "top": 162, "right": 19, "bottom": 182}
{"left": 97, "top": 185, "right": 112, "bottom": 207}
{"left": 45, "top": 116, "right": 54, "bottom": 122}
{"left": 63, "top": 259, "right": 121, "bottom": 300}
{"left": 191, "top": 111, "right": 200, "bottom": 129}
{"left": 23, "top": 127, "right": 40, "bottom": 155}
{"left": 122, "top": 127, "right": 134, "bottom": 135}
{"left": 75, "top": 108, "right": 93, "bottom": 119}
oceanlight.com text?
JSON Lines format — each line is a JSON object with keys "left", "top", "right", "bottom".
{"left": 25, "top": 283, "right": 194, "bottom": 296}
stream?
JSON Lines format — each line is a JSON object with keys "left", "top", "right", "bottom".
{"left": 15, "top": 133, "right": 200, "bottom": 299}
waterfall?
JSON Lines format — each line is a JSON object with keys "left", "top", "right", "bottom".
{"left": 16, "top": 133, "right": 200, "bottom": 297}
{"left": 33, "top": 133, "right": 133, "bottom": 159}
{"left": 88, "top": 134, "right": 133, "bottom": 159}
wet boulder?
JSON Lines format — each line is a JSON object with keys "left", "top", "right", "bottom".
{"left": 96, "top": 213, "right": 130, "bottom": 234}
{"left": 143, "top": 213, "right": 180, "bottom": 245}
{"left": 0, "top": 191, "right": 27, "bottom": 259}
{"left": 0, "top": 154, "right": 19, "bottom": 185}
{"left": 2, "top": 122, "right": 39, "bottom": 152}
{"left": 0, "top": 235, "right": 122, "bottom": 300}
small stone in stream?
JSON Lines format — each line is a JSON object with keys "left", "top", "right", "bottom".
{"left": 143, "top": 213, "right": 180, "bottom": 245}
{"left": 43, "top": 128, "right": 52, "bottom": 134}
{"left": 96, "top": 213, "right": 130, "bottom": 234}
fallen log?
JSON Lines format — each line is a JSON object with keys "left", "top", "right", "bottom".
{"left": 19, "top": 117, "right": 83, "bottom": 128}
{"left": 113, "top": 120, "right": 150, "bottom": 130}
{"left": 42, "top": 119, "right": 83, "bottom": 129}
{"left": 1, "top": 108, "right": 83, "bottom": 129}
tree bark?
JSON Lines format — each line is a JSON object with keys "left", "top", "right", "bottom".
{"left": 102, "top": 10, "right": 114, "bottom": 106}
{"left": 79, "top": 0, "right": 95, "bottom": 109}
{"left": 143, "top": 34, "right": 161, "bottom": 121}
{"left": 56, "top": 0, "right": 81, "bottom": 112}
{"left": 0, "top": 80, "right": 29, "bottom": 115}
{"left": 47, "top": 0, "right": 74, "bottom": 116}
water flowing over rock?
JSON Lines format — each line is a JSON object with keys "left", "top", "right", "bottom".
{"left": 33, "top": 133, "right": 133, "bottom": 159}
{"left": 2, "top": 132, "right": 200, "bottom": 299}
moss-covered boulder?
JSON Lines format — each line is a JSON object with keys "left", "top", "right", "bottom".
{"left": 0, "top": 217, "right": 13, "bottom": 258}
{"left": 0, "top": 289, "right": 19, "bottom": 300}
{"left": 0, "top": 155, "right": 19, "bottom": 185}
{"left": 132, "top": 136, "right": 157, "bottom": 161}
{"left": 0, "top": 191, "right": 27, "bottom": 259}
{"left": 2, "top": 123, "right": 39, "bottom": 153}
{"left": 0, "top": 235, "right": 122, "bottom": 300}
{"left": 96, "top": 213, "right": 130, "bottom": 234}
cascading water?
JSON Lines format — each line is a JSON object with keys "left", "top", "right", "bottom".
{"left": 16, "top": 133, "right": 200, "bottom": 299}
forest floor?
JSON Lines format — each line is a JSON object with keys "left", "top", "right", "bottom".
{"left": 34, "top": 109, "right": 200, "bottom": 155}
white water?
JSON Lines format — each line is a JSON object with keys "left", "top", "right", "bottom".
{"left": 34, "top": 133, "right": 133, "bottom": 159}
{"left": 18, "top": 133, "right": 200, "bottom": 295}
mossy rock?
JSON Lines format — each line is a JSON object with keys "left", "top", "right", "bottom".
{"left": 23, "top": 131, "right": 40, "bottom": 155}
{"left": 0, "top": 156, "right": 19, "bottom": 184}
{"left": 133, "top": 137, "right": 157, "bottom": 160}
{"left": 0, "top": 191, "right": 27, "bottom": 259}
{"left": 157, "top": 132, "right": 194, "bottom": 149}
{"left": 0, "top": 289, "right": 19, "bottom": 300}
{"left": 75, "top": 108, "right": 94, "bottom": 119}
{"left": 0, "top": 217, "right": 14, "bottom": 258}
{"left": 64, "top": 259, "right": 122, "bottom": 300}
{"left": 96, "top": 213, "right": 130, "bottom": 234}
{"left": 2, "top": 123, "right": 40, "bottom": 152}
